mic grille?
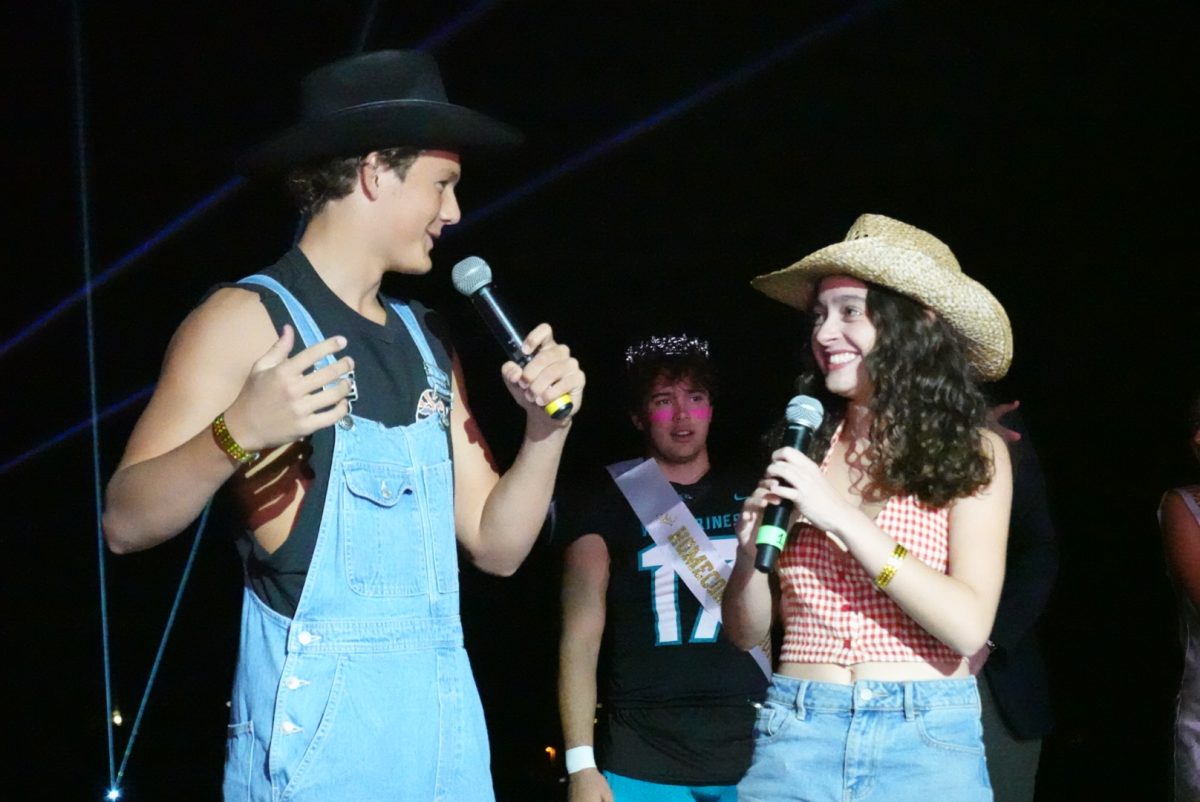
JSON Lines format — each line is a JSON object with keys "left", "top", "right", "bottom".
{"left": 451, "top": 256, "right": 492, "bottom": 296}
{"left": 785, "top": 395, "right": 825, "bottom": 429}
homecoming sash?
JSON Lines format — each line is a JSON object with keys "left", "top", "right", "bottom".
{"left": 607, "top": 458, "right": 772, "bottom": 679}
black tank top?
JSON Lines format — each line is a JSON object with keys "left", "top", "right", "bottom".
{"left": 213, "top": 248, "right": 454, "bottom": 616}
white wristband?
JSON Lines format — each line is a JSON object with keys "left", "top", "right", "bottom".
{"left": 565, "top": 745, "right": 597, "bottom": 774}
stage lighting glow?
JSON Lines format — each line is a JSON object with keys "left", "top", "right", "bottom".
{"left": 105, "top": 788, "right": 121, "bottom": 801}
{"left": 111, "top": 708, "right": 123, "bottom": 726}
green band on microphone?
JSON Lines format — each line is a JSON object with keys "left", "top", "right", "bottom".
{"left": 755, "top": 524, "right": 788, "bottom": 551}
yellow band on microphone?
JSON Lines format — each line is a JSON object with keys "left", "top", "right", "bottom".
{"left": 545, "top": 393, "right": 574, "bottom": 420}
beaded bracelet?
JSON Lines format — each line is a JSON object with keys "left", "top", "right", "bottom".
{"left": 874, "top": 543, "right": 908, "bottom": 590}
{"left": 212, "top": 413, "right": 260, "bottom": 465}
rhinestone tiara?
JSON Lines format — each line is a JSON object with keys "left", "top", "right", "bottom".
{"left": 624, "top": 334, "right": 710, "bottom": 367}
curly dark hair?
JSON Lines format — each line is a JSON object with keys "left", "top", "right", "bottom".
{"left": 788, "top": 282, "right": 993, "bottom": 508}
{"left": 284, "top": 147, "right": 422, "bottom": 217}
{"left": 626, "top": 352, "right": 718, "bottom": 415}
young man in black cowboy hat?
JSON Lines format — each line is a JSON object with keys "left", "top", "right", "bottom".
{"left": 103, "top": 50, "right": 585, "bottom": 801}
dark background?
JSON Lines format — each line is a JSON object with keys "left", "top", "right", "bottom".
{"left": 2, "top": 1, "right": 1194, "bottom": 799}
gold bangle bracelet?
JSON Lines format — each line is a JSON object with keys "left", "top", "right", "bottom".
{"left": 212, "top": 413, "right": 260, "bottom": 465}
{"left": 874, "top": 543, "right": 908, "bottom": 590}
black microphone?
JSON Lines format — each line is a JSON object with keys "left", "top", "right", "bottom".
{"left": 451, "top": 256, "right": 574, "bottom": 420}
{"left": 754, "top": 394, "right": 825, "bottom": 573}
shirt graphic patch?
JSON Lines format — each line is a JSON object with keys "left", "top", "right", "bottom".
{"left": 415, "top": 387, "right": 450, "bottom": 427}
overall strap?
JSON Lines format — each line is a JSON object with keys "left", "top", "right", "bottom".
{"left": 238, "top": 274, "right": 356, "bottom": 419}
{"left": 387, "top": 298, "right": 452, "bottom": 405}
{"left": 238, "top": 274, "right": 333, "bottom": 368}
{"left": 607, "top": 458, "right": 772, "bottom": 678}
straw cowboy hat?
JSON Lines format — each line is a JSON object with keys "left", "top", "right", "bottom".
{"left": 751, "top": 214, "right": 1012, "bottom": 381}
{"left": 239, "top": 49, "right": 522, "bottom": 175}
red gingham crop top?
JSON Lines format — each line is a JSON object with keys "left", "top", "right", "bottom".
{"left": 776, "top": 424, "right": 963, "bottom": 666}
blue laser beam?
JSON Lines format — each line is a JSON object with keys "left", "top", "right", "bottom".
{"left": 4, "top": 3, "right": 888, "bottom": 475}
{"left": 418, "top": 0, "right": 505, "bottom": 51}
{"left": 74, "top": 4, "right": 510, "bottom": 799}
{"left": 0, "top": 178, "right": 244, "bottom": 361}
{"left": 0, "top": 0, "right": 509, "bottom": 363}
{"left": 458, "top": 1, "right": 885, "bottom": 231}
{"left": 0, "top": 384, "right": 152, "bottom": 477}
{"left": 3, "top": 4, "right": 878, "bottom": 363}
{"left": 112, "top": 503, "right": 213, "bottom": 790}
{"left": 69, "top": 0, "right": 118, "bottom": 789}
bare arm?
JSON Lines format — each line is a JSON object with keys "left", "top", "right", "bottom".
{"left": 1162, "top": 491, "right": 1200, "bottom": 610}
{"left": 103, "top": 288, "right": 353, "bottom": 553}
{"left": 723, "top": 482, "right": 779, "bottom": 651}
{"left": 764, "top": 429, "right": 1013, "bottom": 656}
{"left": 452, "top": 323, "right": 586, "bottom": 575}
{"left": 558, "top": 534, "right": 613, "bottom": 802}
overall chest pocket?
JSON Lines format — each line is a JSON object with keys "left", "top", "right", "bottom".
{"left": 340, "top": 462, "right": 427, "bottom": 596}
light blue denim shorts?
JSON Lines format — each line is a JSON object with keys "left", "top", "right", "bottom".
{"left": 737, "top": 674, "right": 992, "bottom": 801}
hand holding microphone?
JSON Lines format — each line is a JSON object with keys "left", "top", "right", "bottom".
{"left": 452, "top": 256, "right": 580, "bottom": 420}
{"left": 754, "top": 395, "right": 825, "bottom": 572}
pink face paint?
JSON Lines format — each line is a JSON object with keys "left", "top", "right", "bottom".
{"left": 647, "top": 403, "right": 712, "bottom": 424}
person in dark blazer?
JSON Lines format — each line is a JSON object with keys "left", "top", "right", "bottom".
{"left": 980, "top": 400, "right": 1058, "bottom": 802}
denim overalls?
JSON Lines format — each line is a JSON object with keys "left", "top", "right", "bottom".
{"left": 222, "top": 275, "right": 494, "bottom": 801}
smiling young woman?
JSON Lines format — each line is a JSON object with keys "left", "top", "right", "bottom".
{"left": 723, "top": 214, "right": 1014, "bottom": 801}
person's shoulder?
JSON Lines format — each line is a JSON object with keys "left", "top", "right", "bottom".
{"left": 979, "top": 426, "right": 1006, "bottom": 447}
{"left": 194, "top": 282, "right": 270, "bottom": 319}
{"left": 1162, "top": 486, "right": 1200, "bottom": 519}
{"left": 170, "top": 284, "right": 274, "bottom": 360}
{"left": 188, "top": 283, "right": 268, "bottom": 326}
{"left": 1161, "top": 488, "right": 1200, "bottom": 551}
{"left": 979, "top": 427, "right": 1012, "bottom": 468}
{"left": 1162, "top": 489, "right": 1186, "bottom": 514}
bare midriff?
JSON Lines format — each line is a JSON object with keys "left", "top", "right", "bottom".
{"left": 776, "top": 659, "right": 970, "bottom": 684}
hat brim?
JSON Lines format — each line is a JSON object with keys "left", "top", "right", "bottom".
{"left": 237, "top": 99, "right": 523, "bottom": 175}
{"left": 751, "top": 239, "right": 1012, "bottom": 381}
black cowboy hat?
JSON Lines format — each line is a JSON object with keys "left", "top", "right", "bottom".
{"left": 238, "top": 49, "right": 522, "bottom": 175}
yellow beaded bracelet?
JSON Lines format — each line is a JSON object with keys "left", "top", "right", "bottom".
{"left": 212, "top": 413, "right": 260, "bottom": 465}
{"left": 874, "top": 543, "right": 908, "bottom": 590}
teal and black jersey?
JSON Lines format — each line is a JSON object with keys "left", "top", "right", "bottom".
{"left": 560, "top": 463, "right": 768, "bottom": 785}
